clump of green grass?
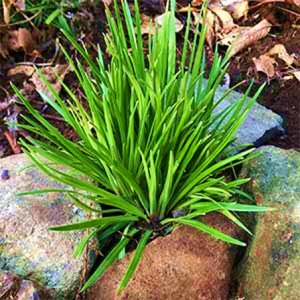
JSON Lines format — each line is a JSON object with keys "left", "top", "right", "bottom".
{"left": 13, "top": 0, "right": 270, "bottom": 294}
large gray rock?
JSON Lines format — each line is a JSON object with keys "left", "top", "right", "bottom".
{"left": 235, "top": 146, "right": 300, "bottom": 300}
{"left": 207, "top": 80, "right": 284, "bottom": 147}
{"left": 0, "top": 154, "right": 97, "bottom": 300}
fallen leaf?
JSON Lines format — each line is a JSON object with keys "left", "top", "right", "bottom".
{"left": 155, "top": 13, "right": 184, "bottom": 32}
{"left": 230, "top": 0, "right": 248, "bottom": 19}
{"left": 253, "top": 55, "right": 277, "bottom": 78}
{"left": 141, "top": 12, "right": 184, "bottom": 35}
{"left": 3, "top": 0, "right": 12, "bottom": 24}
{"left": 217, "top": 25, "right": 250, "bottom": 46}
{"left": 8, "top": 30, "right": 19, "bottom": 51}
{"left": 193, "top": 10, "right": 215, "bottom": 49}
{"left": 210, "top": 7, "right": 235, "bottom": 33}
{"left": 140, "top": 14, "right": 156, "bottom": 35}
{"left": 228, "top": 19, "right": 271, "bottom": 56}
{"left": 205, "top": 10, "right": 216, "bottom": 49}
{"left": 292, "top": 71, "right": 300, "bottom": 81}
{"left": 17, "top": 28, "right": 34, "bottom": 54}
{"left": 8, "top": 28, "right": 34, "bottom": 54}
{"left": 265, "top": 44, "right": 294, "bottom": 66}
{"left": 7, "top": 65, "right": 35, "bottom": 77}
{"left": 30, "top": 64, "right": 70, "bottom": 100}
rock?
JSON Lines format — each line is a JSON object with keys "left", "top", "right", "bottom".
{"left": 235, "top": 146, "right": 300, "bottom": 300}
{"left": 86, "top": 212, "right": 246, "bottom": 300}
{"left": 0, "top": 271, "right": 40, "bottom": 300}
{"left": 203, "top": 80, "right": 285, "bottom": 148}
{"left": 0, "top": 154, "right": 97, "bottom": 300}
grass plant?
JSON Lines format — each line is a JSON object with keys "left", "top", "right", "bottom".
{"left": 13, "top": 0, "right": 271, "bottom": 294}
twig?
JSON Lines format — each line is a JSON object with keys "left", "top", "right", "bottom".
{"left": 4, "top": 131, "right": 21, "bottom": 154}
{"left": 0, "top": 12, "right": 40, "bottom": 27}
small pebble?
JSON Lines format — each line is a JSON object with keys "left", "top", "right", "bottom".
{"left": 1, "top": 169, "right": 10, "bottom": 180}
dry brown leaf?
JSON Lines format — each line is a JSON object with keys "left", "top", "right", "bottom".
{"left": 193, "top": 10, "right": 215, "bottom": 49}
{"left": 214, "top": 13, "right": 223, "bottom": 35}
{"left": 210, "top": 7, "right": 235, "bottom": 33}
{"left": 265, "top": 44, "right": 294, "bottom": 66}
{"left": 217, "top": 26, "right": 249, "bottom": 46}
{"left": 293, "top": 71, "right": 300, "bottom": 81}
{"left": 30, "top": 65, "right": 70, "bottom": 100}
{"left": 230, "top": 0, "right": 248, "bottom": 19}
{"left": 8, "top": 28, "right": 34, "bottom": 54}
{"left": 253, "top": 55, "right": 277, "bottom": 78}
{"left": 3, "top": 0, "right": 12, "bottom": 24}
{"left": 229, "top": 19, "right": 271, "bottom": 57}
{"left": 208, "top": 1, "right": 248, "bottom": 19}
{"left": 7, "top": 65, "right": 35, "bottom": 77}
{"left": 17, "top": 28, "right": 34, "bottom": 54}
{"left": 253, "top": 44, "right": 295, "bottom": 80}
{"left": 8, "top": 30, "right": 19, "bottom": 51}
{"left": 206, "top": 9, "right": 215, "bottom": 26}
{"left": 205, "top": 10, "right": 216, "bottom": 49}
{"left": 140, "top": 13, "right": 183, "bottom": 35}
{"left": 140, "top": 14, "right": 156, "bottom": 35}
{"left": 155, "top": 13, "right": 184, "bottom": 32}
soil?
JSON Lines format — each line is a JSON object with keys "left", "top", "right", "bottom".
{"left": 0, "top": 1, "right": 299, "bottom": 157}
{"left": 226, "top": 4, "right": 300, "bottom": 149}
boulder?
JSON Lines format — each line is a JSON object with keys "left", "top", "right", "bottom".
{"left": 0, "top": 154, "right": 97, "bottom": 299}
{"left": 207, "top": 80, "right": 285, "bottom": 148}
{"left": 86, "top": 213, "right": 246, "bottom": 300}
{"left": 235, "top": 146, "right": 300, "bottom": 300}
{"left": 0, "top": 271, "right": 39, "bottom": 300}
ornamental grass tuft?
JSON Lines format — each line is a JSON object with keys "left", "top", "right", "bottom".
{"left": 13, "top": 0, "right": 271, "bottom": 293}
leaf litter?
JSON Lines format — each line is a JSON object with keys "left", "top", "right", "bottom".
{"left": 0, "top": 0, "right": 300, "bottom": 155}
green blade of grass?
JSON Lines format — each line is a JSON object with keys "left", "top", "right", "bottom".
{"left": 80, "top": 228, "right": 139, "bottom": 292}
{"left": 162, "top": 218, "right": 246, "bottom": 246}
{"left": 48, "top": 216, "right": 138, "bottom": 232}
{"left": 118, "top": 229, "right": 152, "bottom": 293}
